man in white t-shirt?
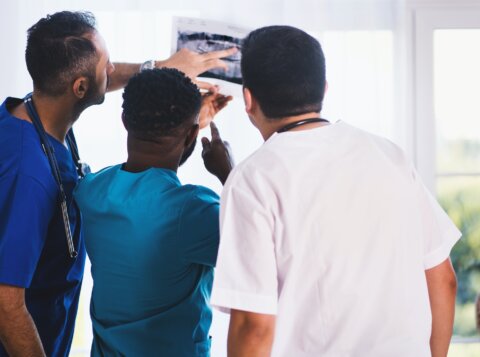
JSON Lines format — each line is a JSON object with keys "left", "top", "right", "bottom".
{"left": 209, "top": 25, "right": 460, "bottom": 357}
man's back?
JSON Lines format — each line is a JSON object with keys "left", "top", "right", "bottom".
{"left": 75, "top": 164, "right": 219, "bottom": 356}
{"left": 212, "top": 121, "right": 460, "bottom": 356}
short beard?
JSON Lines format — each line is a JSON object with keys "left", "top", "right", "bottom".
{"left": 179, "top": 137, "right": 197, "bottom": 166}
{"left": 76, "top": 75, "right": 106, "bottom": 112}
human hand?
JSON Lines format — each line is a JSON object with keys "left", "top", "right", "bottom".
{"left": 158, "top": 47, "right": 238, "bottom": 79}
{"left": 201, "top": 122, "right": 234, "bottom": 185}
{"left": 198, "top": 88, "right": 233, "bottom": 129}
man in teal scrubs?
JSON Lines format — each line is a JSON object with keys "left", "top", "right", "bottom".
{"left": 74, "top": 68, "right": 233, "bottom": 356}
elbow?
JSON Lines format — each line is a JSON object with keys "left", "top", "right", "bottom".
{"left": 448, "top": 273, "right": 457, "bottom": 294}
{"left": 241, "top": 321, "right": 274, "bottom": 343}
{"left": 229, "top": 310, "right": 276, "bottom": 355}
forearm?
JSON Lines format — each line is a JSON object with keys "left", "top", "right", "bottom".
{"left": 429, "top": 288, "right": 456, "bottom": 356}
{"left": 228, "top": 310, "right": 275, "bottom": 357}
{"left": 426, "top": 259, "right": 457, "bottom": 357}
{"left": 228, "top": 330, "right": 273, "bottom": 357}
{"left": 0, "top": 306, "right": 45, "bottom": 357}
{"left": 108, "top": 62, "right": 141, "bottom": 92}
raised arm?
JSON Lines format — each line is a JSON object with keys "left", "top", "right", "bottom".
{"left": 108, "top": 47, "right": 238, "bottom": 92}
{"left": 228, "top": 309, "right": 276, "bottom": 357}
{"left": 0, "top": 284, "right": 45, "bottom": 357}
{"left": 425, "top": 258, "right": 457, "bottom": 357}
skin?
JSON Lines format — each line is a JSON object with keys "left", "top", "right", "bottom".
{"left": 243, "top": 87, "right": 329, "bottom": 140}
{"left": 426, "top": 258, "right": 457, "bottom": 357}
{"left": 226, "top": 88, "right": 457, "bottom": 357}
{"left": 228, "top": 310, "right": 276, "bottom": 357}
{"left": 0, "top": 28, "right": 235, "bottom": 356}
{"left": 201, "top": 121, "right": 235, "bottom": 185}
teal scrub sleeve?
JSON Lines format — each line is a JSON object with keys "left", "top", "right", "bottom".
{"left": 179, "top": 186, "right": 220, "bottom": 267}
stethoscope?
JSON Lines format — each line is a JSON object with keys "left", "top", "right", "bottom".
{"left": 24, "top": 93, "right": 90, "bottom": 259}
{"left": 277, "top": 117, "right": 330, "bottom": 133}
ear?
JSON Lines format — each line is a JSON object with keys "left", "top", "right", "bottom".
{"left": 121, "top": 112, "right": 128, "bottom": 131}
{"left": 324, "top": 81, "right": 329, "bottom": 95}
{"left": 184, "top": 124, "right": 200, "bottom": 148}
{"left": 243, "top": 87, "right": 254, "bottom": 115}
{"left": 72, "top": 76, "right": 89, "bottom": 99}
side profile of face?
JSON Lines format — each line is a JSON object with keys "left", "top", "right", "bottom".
{"left": 80, "top": 31, "right": 115, "bottom": 107}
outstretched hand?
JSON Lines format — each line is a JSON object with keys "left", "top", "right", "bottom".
{"left": 198, "top": 89, "right": 233, "bottom": 129}
{"left": 161, "top": 47, "right": 238, "bottom": 79}
{"left": 201, "top": 122, "right": 234, "bottom": 185}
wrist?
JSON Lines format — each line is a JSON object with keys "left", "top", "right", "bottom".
{"left": 139, "top": 59, "right": 156, "bottom": 72}
{"left": 216, "top": 168, "right": 232, "bottom": 185}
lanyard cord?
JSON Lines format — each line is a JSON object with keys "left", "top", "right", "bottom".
{"left": 24, "top": 94, "right": 78, "bottom": 259}
{"left": 277, "top": 117, "right": 330, "bottom": 133}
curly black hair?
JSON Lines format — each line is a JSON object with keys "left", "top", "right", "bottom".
{"left": 122, "top": 68, "right": 201, "bottom": 139}
{"left": 26, "top": 11, "right": 98, "bottom": 96}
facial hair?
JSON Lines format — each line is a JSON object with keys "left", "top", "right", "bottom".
{"left": 77, "top": 74, "right": 106, "bottom": 113}
{"left": 179, "top": 137, "right": 197, "bottom": 166}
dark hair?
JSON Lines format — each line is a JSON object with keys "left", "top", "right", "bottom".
{"left": 122, "top": 68, "right": 201, "bottom": 139}
{"left": 26, "top": 11, "right": 98, "bottom": 96}
{"left": 241, "top": 25, "right": 326, "bottom": 119}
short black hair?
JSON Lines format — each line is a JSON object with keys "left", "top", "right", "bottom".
{"left": 122, "top": 68, "right": 202, "bottom": 139}
{"left": 241, "top": 25, "right": 326, "bottom": 119}
{"left": 26, "top": 11, "right": 98, "bottom": 96}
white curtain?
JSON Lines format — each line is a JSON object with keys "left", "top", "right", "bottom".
{"left": 0, "top": 1, "right": 409, "bottom": 356}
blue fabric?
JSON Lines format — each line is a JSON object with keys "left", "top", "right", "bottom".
{"left": 74, "top": 164, "right": 220, "bottom": 357}
{"left": 0, "top": 97, "right": 86, "bottom": 357}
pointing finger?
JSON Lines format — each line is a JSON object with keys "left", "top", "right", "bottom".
{"left": 201, "top": 137, "right": 210, "bottom": 149}
{"left": 210, "top": 121, "right": 221, "bottom": 140}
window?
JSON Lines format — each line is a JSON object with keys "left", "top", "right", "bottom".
{"left": 414, "top": 8, "right": 480, "bottom": 356}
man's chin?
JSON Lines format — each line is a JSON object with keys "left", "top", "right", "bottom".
{"left": 95, "top": 94, "right": 105, "bottom": 105}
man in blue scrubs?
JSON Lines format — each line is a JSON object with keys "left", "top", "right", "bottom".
{"left": 0, "top": 11, "right": 235, "bottom": 357}
{"left": 74, "top": 68, "right": 233, "bottom": 356}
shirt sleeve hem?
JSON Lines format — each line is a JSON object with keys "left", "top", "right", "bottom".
{"left": 424, "top": 227, "right": 462, "bottom": 270}
{"left": 0, "top": 268, "right": 30, "bottom": 288}
{"left": 210, "top": 287, "right": 277, "bottom": 315}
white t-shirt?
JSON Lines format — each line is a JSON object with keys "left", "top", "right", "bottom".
{"left": 211, "top": 121, "right": 461, "bottom": 357}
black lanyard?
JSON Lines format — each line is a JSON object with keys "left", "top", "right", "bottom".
{"left": 23, "top": 94, "right": 86, "bottom": 259}
{"left": 277, "top": 117, "right": 330, "bottom": 133}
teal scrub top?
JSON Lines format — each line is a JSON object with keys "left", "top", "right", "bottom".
{"left": 74, "top": 164, "right": 220, "bottom": 357}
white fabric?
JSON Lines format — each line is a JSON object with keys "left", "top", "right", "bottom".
{"left": 211, "top": 121, "right": 461, "bottom": 357}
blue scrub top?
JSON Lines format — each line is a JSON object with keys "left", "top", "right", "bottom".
{"left": 0, "top": 97, "right": 85, "bottom": 356}
{"left": 75, "top": 164, "right": 220, "bottom": 357}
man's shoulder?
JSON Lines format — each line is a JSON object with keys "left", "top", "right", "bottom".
{"left": 181, "top": 184, "right": 220, "bottom": 206}
{"left": 0, "top": 103, "right": 57, "bottom": 198}
{"left": 74, "top": 165, "right": 118, "bottom": 198}
{"left": 78, "top": 165, "right": 117, "bottom": 184}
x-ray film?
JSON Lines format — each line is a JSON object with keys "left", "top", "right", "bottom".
{"left": 172, "top": 17, "right": 250, "bottom": 96}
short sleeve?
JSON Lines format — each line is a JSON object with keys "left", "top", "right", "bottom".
{"left": 179, "top": 186, "right": 220, "bottom": 267}
{"left": 210, "top": 172, "right": 278, "bottom": 315}
{"left": 0, "top": 174, "right": 55, "bottom": 287}
{"left": 413, "top": 170, "right": 462, "bottom": 269}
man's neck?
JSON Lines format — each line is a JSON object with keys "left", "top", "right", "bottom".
{"left": 260, "top": 112, "right": 326, "bottom": 140}
{"left": 123, "top": 136, "right": 180, "bottom": 173}
{"left": 29, "top": 92, "right": 81, "bottom": 143}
